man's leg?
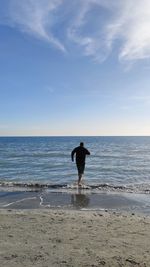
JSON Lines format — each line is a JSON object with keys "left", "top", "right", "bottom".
{"left": 77, "top": 163, "right": 85, "bottom": 186}
{"left": 78, "top": 173, "right": 82, "bottom": 186}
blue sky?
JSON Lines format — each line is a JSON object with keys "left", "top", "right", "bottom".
{"left": 1, "top": 0, "right": 150, "bottom": 136}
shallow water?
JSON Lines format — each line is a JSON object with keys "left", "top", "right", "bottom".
{"left": 0, "top": 189, "right": 150, "bottom": 215}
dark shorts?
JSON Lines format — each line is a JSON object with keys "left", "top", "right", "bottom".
{"left": 76, "top": 162, "right": 85, "bottom": 175}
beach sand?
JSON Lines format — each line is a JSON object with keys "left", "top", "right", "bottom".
{"left": 0, "top": 209, "right": 150, "bottom": 267}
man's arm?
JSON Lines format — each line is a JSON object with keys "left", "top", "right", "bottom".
{"left": 85, "top": 149, "right": 90, "bottom": 155}
{"left": 71, "top": 149, "right": 76, "bottom": 162}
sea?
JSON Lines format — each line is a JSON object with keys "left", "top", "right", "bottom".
{"left": 1, "top": 136, "right": 150, "bottom": 211}
{"left": 0, "top": 136, "right": 150, "bottom": 192}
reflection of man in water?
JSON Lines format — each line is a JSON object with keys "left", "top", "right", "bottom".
{"left": 71, "top": 193, "right": 90, "bottom": 208}
{"left": 71, "top": 142, "right": 90, "bottom": 186}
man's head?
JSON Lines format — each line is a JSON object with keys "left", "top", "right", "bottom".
{"left": 80, "top": 142, "right": 84, "bottom": 147}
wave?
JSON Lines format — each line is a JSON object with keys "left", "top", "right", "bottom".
{"left": 0, "top": 181, "right": 150, "bottom": 194}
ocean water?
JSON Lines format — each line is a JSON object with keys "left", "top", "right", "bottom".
{"left": 0, "top": 136, "right": 150, "bottom": 193}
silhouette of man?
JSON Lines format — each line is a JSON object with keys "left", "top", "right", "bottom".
{"left": 71, "top": 142, "right": 90, "bottom": 186}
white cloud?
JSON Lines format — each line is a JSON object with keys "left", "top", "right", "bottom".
{"left": 1, "top": 0, "right": 150, "bottom": 62}
{"left": 68, "top": 0, "right": 150, "bottom": 62}
{"left": 105, "top": 0, "right": 150, "bottom": 61}
{"left": 67, "top": 0, "right": 112, "bottom": 62}
{"left": 6, "top": 0, "right": 65, "bottom": 51}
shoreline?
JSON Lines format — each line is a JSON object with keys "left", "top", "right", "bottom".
{"left": 0, "top": 188, "right": 150, "bottom": 215}
{"left": 0, "top": 208, "right": 150, "bottom": 267}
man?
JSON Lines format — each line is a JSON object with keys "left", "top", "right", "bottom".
{"left": 71, "top": 142, "right": 90, "bottom": 186}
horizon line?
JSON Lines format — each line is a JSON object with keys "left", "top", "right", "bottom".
{"left": 0, "top": 135, "right": 150, "bottom": 138}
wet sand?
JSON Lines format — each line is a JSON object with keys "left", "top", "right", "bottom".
{"left": 0, "top": 209, "right": 150, "bottom": 267}
{"left": 0, "top": 189, "right": 150, "bottom": 214}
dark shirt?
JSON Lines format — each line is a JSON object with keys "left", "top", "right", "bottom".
{"left": 71, "top": 146, "right": 90, "bottom": 164}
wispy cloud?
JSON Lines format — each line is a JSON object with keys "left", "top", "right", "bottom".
{"left": 131, "top": 95, "right": 150, "bottom": 105}
{"left": 68, "top": 0, "right": 150, "bottom": 62}
{"left": 3, "top": 0, "right": 65, "bottom": 52}
{"left": 1, "top": 0, "right": 150, "bottom": 62}
{"left": 105, "top": 0, "right": 150, "bottom": 62}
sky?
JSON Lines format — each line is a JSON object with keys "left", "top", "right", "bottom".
{"left": 1, "top": 0, "right": 150, "bottom": 136}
